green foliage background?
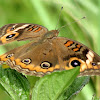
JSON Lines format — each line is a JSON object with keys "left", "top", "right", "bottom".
{"left": 0, "top": 0, "right": 100, "bottom": 100}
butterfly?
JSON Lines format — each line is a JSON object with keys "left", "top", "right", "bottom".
{"left": 0, "top": 23, "right": 99, "bottom": 77}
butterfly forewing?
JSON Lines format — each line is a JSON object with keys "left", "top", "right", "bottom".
{"left": 53, "top": 37, "right": 100, "bottom": 76}
{"left": 0, "top": 23, "right": 48, "bottom": 44}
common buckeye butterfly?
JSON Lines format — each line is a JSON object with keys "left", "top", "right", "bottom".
{"left": 0, "top": 23, "right": 99, "bottom": 77}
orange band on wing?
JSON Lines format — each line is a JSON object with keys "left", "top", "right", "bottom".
{"left": 33, "top": 27, "right": 42, "bottom": 32}
{"left": 72, "top": 48, "right": 79, "bottom": 52}
{"left": 76, "top": 44, "right": 81, "bottom": 48}
{"left": 64, "top": 40, "right": 74, "bottom": 47}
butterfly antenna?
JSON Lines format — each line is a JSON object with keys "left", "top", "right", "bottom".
{"left": 58, "top": 16, "right": 86, "bottom": 31}
{"left": 55, "top": 6, "right": 63, "bottom": 30}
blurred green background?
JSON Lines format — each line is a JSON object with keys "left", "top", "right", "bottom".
{"left": 0, "top": 0, "right": 100, "bottom": 100}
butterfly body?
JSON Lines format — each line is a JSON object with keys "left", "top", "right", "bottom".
{"left": 0, "top": 23, "right": 100, "bottom": 77}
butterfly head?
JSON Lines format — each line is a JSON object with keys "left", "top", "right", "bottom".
{"left": 42, "top": 30, "right": 59, "bottom": 40}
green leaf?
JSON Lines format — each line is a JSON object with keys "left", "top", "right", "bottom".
{"left": 92, "top": 94, "right": 100, "bottom": 100}
{"left": 58, "top": 76, "right": 90, "bottom": 100}
{"left": 32, "top": 67, "right": 80, "bottom": 100}
{"left": 0, "top": 65, "right": 30, "bottom": 100}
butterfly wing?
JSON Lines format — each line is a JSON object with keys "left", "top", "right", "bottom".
{"left": 0, "top": 40, "right": 59, "bottom": 77}
{"left": 0, "top": 23, "right": 48, "bottom": 44}
{"left": 0, "top": 37, "right": 100, "bottom": 77}
{"left": 53, "top": 37, "right": 100, "bottom": 76}
{"left": 0, "top": 41, "right": 34, "bottom": 64}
